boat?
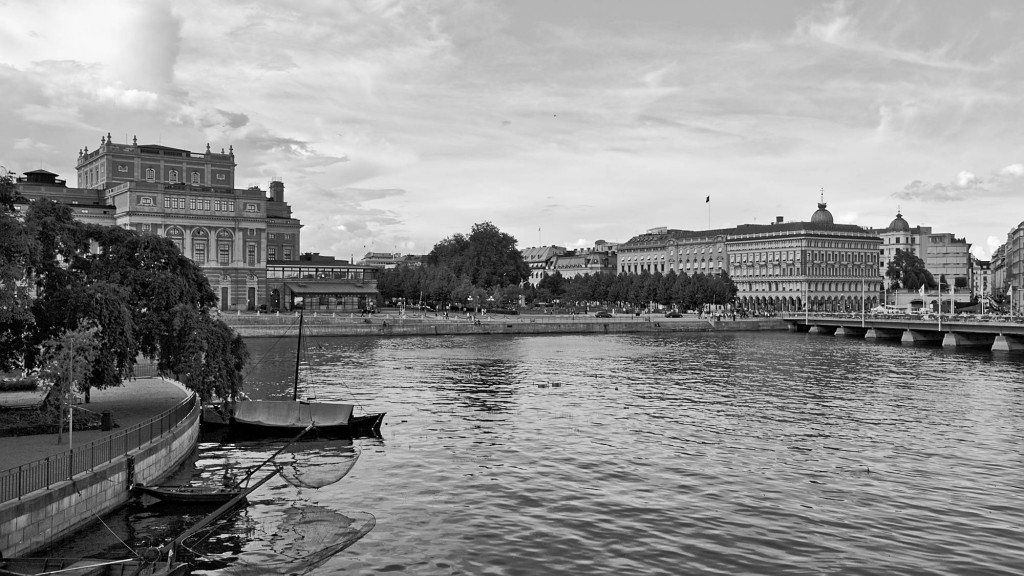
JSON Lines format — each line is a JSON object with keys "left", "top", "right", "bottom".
{"left": 2, "top": 425, "right": 374, "bottom": 576}
{"left": 217, "top": 311, "right": 385, "bottom": 438}
{"left": 134, "top": 484, "right": 245, "bottom": 505}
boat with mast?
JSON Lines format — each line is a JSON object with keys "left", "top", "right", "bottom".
{"left": 214, "top": 311, "right": 385, "bottom": 437}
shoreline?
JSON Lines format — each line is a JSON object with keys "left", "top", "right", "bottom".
{"left": 220, "top": 311, "right": 789, "bottom": 338}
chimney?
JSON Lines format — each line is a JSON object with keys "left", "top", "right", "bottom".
{"left": 776, "top": 216, "right": 784, "bottom": 224}
{"left": 269, "top": 180, "right": 284, "bottom": 202}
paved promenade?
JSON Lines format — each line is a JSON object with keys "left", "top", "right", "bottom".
{"left": 0, "top": 377, "right": 188, "bottom": 471}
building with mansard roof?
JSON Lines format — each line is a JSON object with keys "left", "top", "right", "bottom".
{"left": 616, "top": 199, "right": 884, "bottom": 313}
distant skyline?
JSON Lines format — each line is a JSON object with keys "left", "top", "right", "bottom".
{"left": 2, "top": 0, "right": 1021, "bottom": 260}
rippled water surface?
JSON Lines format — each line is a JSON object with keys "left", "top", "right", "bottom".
{"left": 53, "top": 331, "right": 1024, "bottom": 575}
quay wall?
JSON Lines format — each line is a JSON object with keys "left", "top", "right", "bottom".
{"left": 0, "top": 398, "right": 200, "bottom": 557}
{"left": 220, "top": 313, "right": 789, "bottom": 338}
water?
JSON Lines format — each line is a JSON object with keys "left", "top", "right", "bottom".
{"left": 47, "top": 331, "right": 1024, "bottom": 574}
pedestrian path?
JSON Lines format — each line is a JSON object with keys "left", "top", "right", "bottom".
{"left": 0, "top": 377, "right": 189, "bottom": 471}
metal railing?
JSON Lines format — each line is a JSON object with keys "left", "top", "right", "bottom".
{"left": 0, "top": 393, "right": 198, "bottom": 504}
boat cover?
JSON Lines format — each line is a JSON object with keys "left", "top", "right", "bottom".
{"left": 233, "top": 400, "right": 354, "bottom": 428}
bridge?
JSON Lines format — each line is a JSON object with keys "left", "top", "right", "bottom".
{"left": 782, "top": 314, "right": 1024, "bottom": 352}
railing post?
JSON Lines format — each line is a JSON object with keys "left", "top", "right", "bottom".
{"left": 45, "top": 457, "right": 50, "bottom": 489}
{"left": 18, "top": 465, "right": 23, "bottom": 500}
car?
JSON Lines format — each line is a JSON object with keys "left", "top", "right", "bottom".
{"left": 595, "top": 311, "right": 613, "bottom": 318}
{"left": 664, "top": 311, "right": 682, "bottom": 318}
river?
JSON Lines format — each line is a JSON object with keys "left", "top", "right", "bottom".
{"left": 47, "top": 331, "right": 1024, "bottom": 575}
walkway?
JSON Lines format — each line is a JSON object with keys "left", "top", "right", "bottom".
{"left": 0, "top": 377, "right": 189, "bottom": 471}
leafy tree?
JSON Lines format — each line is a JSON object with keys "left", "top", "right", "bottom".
{"left": 8, "top": 199, "right": 249, "bottom": 401}
{"left": 36, "top": 322, "right": 101, "bottom": 444}
{"left": 427, "top": 222, "right": 529, "bottom": 289}
{"left": 0, "top": 172, "right": 37, "bottom": 370}
{"left": 885, "top": 250, "right": 936, "bottom": 290}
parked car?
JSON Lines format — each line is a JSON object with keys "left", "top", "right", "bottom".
{"left": 595, "top": 311, "right": 613, "bottom": 318}
{"left": 664, "top": 311, "right": 683, "bottom": 318}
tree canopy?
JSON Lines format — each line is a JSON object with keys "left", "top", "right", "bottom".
{"left": 0, "top": 198, "right": 248, "bottom": 402}
{"left": 427, "top": 222, "right": 529, "bottom": 289}
{"left": 885, "top": 250, "right": 936, "bottom": 291}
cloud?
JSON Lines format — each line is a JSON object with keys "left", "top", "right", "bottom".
{"left": 893, "top": 165, "right": 1024, "bottom": 202}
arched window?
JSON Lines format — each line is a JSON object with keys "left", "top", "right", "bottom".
{"left": 191, "top": 172, "right": 201, "bottom": 185}
{"left": 145, "top": 168, "right": 155, "bottom": 182}
{"left": 169, "top": 170, "right": 178, "bottom": 183}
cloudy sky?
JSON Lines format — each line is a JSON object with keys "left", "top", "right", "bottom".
{"left": 2, "top": 0, "right": 1021, "bottom": 260}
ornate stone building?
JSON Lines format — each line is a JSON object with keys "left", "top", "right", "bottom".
{"left": 728, "top": 202, "right": 882, "bottom": 313}
{"left": 616, "top": 200, "right": 884, "bottom": 313}
{"left": 14, "top": 134, "right": 320, "bottom": 312}
{"left": 617, "top": 227, "right": 728, "bottom": 276}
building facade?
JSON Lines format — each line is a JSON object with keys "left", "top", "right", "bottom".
{"left": 727, "top": 204, "right": 883, "bottom": 313}
{"left": 267, "top": 253, "right": 380, "bottom": 313}
{"left": 521, "top": 245, "right": 567, "bottom": 286}
{"left": 614, "top": 202, "right": 884, "bottom": 313}
{"left": 874, "top": 211, "right": 972, "bottom": 289}
{"left": 617, "top": 227, "right": 728, "bottom": 276}
{"left": 13, "top": 134, "right": 357, "bottom": 312}
{"left": 547, "top": 241, "right": 619, "bottom": 280}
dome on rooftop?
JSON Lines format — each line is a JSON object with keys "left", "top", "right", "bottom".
{"left": 888, "top": 212, "right": 910, "bottom": 232}
{"left": 810, "top": 201, "right": 833, "bottom": 225}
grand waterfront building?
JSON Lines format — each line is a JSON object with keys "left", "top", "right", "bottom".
{"left": 615, "top": 200, "right": 884, "bottom": 313}
{"left": 14, "top": 134, "right": 377, "bottom": 313}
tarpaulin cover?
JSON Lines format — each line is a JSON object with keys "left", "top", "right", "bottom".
{"left": 233, "top": 400, "right": 354, "bottom": 428}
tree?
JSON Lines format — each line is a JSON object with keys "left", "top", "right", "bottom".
{"left": 885, "top": 250, "right": 936, "bottom": 290}
{"left": 427, "top": 222, "right": 529, "bottom": 289}
{"left": 0, "top": 170, "right": 37, "bottom": 370}
{"left": 9, "top": 199, "right": 249, "bottom": 401}
{"left": 36, "top": 322, "right": 101, "bottom": 444}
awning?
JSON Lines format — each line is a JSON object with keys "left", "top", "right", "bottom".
{"left": 283, "top": 282, "right": 378, "bottom": 295}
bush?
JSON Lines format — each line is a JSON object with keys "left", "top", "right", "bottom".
{"left": 0, "top": 377, "right": 39, "bottom": 392}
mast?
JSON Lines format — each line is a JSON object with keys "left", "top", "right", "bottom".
{"left": 293, "top": 310, "right": 303, "bottom": 401}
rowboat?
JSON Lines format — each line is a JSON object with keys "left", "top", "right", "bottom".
{"left": 135, "top": 484, "right": 244, "bottom": 504}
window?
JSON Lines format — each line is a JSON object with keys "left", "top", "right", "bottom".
{"left": 228, "top": 201, "right": 235, "bottom": 211}
{"left": 216, "top": 174, "right": 226, "bottom": 180}
{"left": 189, "top": 198, "right": 196, "bottom": 210}
{"left": 139, "top": 196, "right": 154, "bottom": 206}
{"left": 169, "top": 170, "right": 178, "bottom": 183}
{"left": 164, "top": 198, "right": 170, "bottom": 208}
{"left": 269, "top": 233, "right": 275, "bottom": 239}
{"left": 191, "top": 172, "right": 200, "bottom": 185}
{"left": 269, "top": 247, "right": 277, "bottom": 260}
{"left": 219, "top": 244, "right": 230, "bottom": 264}
{"left": 247, "top": 244, "right": 257, "bottom": 266}
{"left": 283, "top": 248, "right": 292, "bottom": 260}
{"left": 203, "top": 199, "right": 210, "bottom": 210}
{"left": 248, "top": 228, "right": 256, "bottom": 236}
{"left": 146, "top": 168, "right": 155, "bottom": 182}
{"left": 142, "top": 223, "right": 151, "bottom": 232}
{"left": 214, "top": 200, "right": 222, "bottom": 211}
{"left": 117, "top": 164, "right": 128, "bottom": 173}
{"left": 246, "top": 203, "right": 258, "bottom": 212}
{"left": 193, "top": 243, "right": 207, "bottom": 263}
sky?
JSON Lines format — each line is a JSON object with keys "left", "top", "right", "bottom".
{"left": 1, "top": 0, "right": 1022, "bottom": 261}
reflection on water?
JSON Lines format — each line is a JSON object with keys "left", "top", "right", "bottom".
{"left": 43, "top": 332, "right": 1024, "bottom": 575}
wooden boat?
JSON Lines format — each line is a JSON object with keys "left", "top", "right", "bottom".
{"left": 135, "top": 484, "right": 245, "bottom": 504}
{"left": 224, "top": 311, "right": 385, "bottom": 438}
